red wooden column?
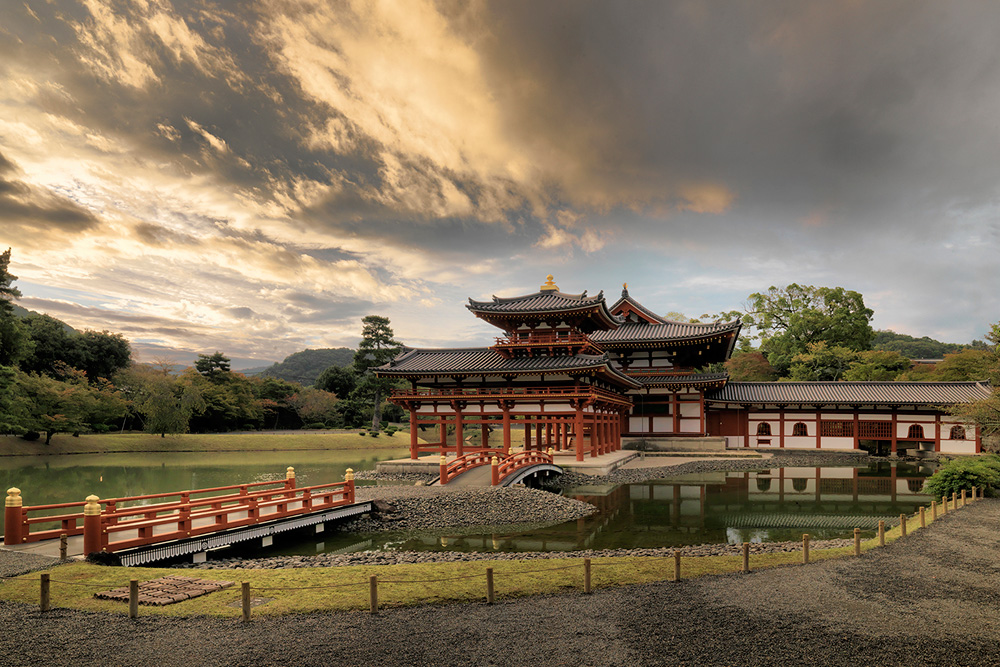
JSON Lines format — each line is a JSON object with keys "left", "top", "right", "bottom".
{"left": 891, "top": 411, "right": 898, "bottom": 455}
{"left": 574, "top": 402, "right": 585, "bottom": 462}
{"left": 546, "top": 421, "right": 553, "bottom": 450}
{"left": 535, "top": 423, "right": 543, "bottom": 450}
{"left": 502, "top": 403, "right": 512, "bottom": 455}
{"left": 481, "top": 421, "right": 490, "bottom": 450}
{"left": 439, "top": 416, "right": 446, "bottom": 452}
{"left": 779, "top": 408, "right": 785, "bottom": 449}
{"left": 815, "top": 409, "right": 822, "bottom": 449}
{"left": 590, "top": 413, "right": 599, "bottom": 458}
{"left": 699, "top": 393, "right": 706, "bottom": 434}
{"left": 409, "top": 407, "right": 419, "bottom": 459}
{"left": 934, "top": 414, "right": 941, "bottom": 453}
{"left": 524, "top": 421, "right": 531, "bottom": 450}
{"left": 976, "top": 424, "right": 982, "bottom": 453}
{"left": 454, "top": 406, "right": 465, "bottom": 457}
{"left": 853, "top": 409, "right": 860, "bottom": 450}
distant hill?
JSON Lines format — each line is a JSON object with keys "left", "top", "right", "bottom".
{"left": 259, "top": 348, "right": 355, "bottom": 385}
{"left": 12, "top": 304, "right": 78, "bottom": 334}
{"left": 873, "top": 330, "right": 974, "bottom": 359}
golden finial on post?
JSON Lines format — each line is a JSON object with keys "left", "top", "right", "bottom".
{"left": 491, "top": 456, "right": 499, "bottom": 465}
{"left": 539, "top": 274, "right": 559, "bottom": 291}
{"left": 6, "top": 488, "right": 21, "bottom": 508}
{"left": 439, "top": 455, "right": 448, "bottom": 465}
{"left": 286, "top": 466, "right": 295, "bottom": 480}
{"left": 84, "top": 495, "right": 101, "bottom": 516}
{"left": 344, "top": 468, "right": 354, "bottom": 482}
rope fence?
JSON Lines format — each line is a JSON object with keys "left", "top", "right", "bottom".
{"left": 13, "top": 486, "right": 983, "bottom": 621}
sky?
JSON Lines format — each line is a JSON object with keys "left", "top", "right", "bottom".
{"left": 2, "top": 0, "right": 999, "bottom": 368}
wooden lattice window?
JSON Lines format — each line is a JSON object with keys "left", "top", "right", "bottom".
{"left": 950, "top": 425, "right": 966, "bottom": 440}
{"left": 907, "top": 424, "right": 925, "bottom": 439}
{"left": 859, "top": 421, "right": 892, "bottom": 439}
{"left": 792, "top": 422, "right": 808, "bottom": 436}
{"left": 820, "top": 420, "right": 854, "bottom": 437}
{"left": 756, "top": 422, "right": 772, "bottom": 436}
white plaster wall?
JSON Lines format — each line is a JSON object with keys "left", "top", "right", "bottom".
{"left": 679, "top": 402, "right": 700, "bottom": 417}
{"left": 819, "top": 438, "right": 855, "bottom": 450}
{"left": 942, "top": 441, "right": 977, "bottom": 455}
{"left": 783, "top": 436, "right": 814, "bottom": 448}
{"left": 629, "top": 416, "right": 647, "bottom": 432}
{"left": 680, "top": 419, "right": 701, "bottom": 433}
{"left": 652, "top": 417, "right": 672, "bottom": 432}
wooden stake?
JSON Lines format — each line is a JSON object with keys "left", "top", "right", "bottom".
{"left": 802, "top": 534, "right": 810, "bottom": 564}
{"left": 369, "top": 575, "right": 378, "bottom": 614}
{"left": 931, "top": 500, "right": 937, "bottom": 521}
{"left": 241, "top": 582, "right": 250, "bottom": 623}
{"left": 878, "top": 520, "right": 885, "bottom": 547}
{"left": 59, "top": 534, "right": 67, "bottom": 560}
{"left": 919, "top": 506, "right": 925, "bottom": 528}
{"left": 584, "top": 558, "right": 592, "bottom": 594}
{"left": 853, "top": 528, "right": 861, "bottom": 557}
{"left": 742, "top": 543, "right": 750, "bottom": 573}
{"left": 961, "top": 489, "right": 967, "bottom": 507}
{"left": 39, "top": 573, "right": 50, "bottom": 612}
{"left": 941, "top": 496, "right": 947, "bottom": 514}
{"left": 129, "top": 579, "right": 139, "bottom": 619}
{"left": 486, "top": 568, "right": 494, "bottom": 604}
{"left": 672, "top": 551, "right": 681, "bottom": 582}
{"left": 900, "top": 514, "right": 907, "bottom": 537}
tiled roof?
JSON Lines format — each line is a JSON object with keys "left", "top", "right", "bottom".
{"left": 632, "top": 373, "right": 730, "bottom": 388}
{"left": 468, "top": 291, "right": 605, "bottom": 313}
{"left": 607, "top": 294, "right": 670, "bottom": 324}
{"left": 707, "top": 381, "right": 993, "bottom": 406}
{"left": 591, "top": 320, "right": 741, "bottom": 344}
{"left": 374, "top": 348, "right": 641, "bottom": 387}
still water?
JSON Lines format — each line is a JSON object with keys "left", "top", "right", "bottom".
{"left": 1, "top": 453, "right": 936, "bottom": 556}
{"left": 270, "top": 461, "right": 937, "bottom": 556}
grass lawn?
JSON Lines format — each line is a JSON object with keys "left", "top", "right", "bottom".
{"left": 0, "top": 505, "right": 946, "bottom": 618}
{"left": 0, "top": 431, "right": 424, "bottom": 457}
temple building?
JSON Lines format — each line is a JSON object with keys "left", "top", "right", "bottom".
{"left": 376, "top": 276, "right": 990, "bottom": 459}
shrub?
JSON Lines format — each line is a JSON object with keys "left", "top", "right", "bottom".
{"left": 90, "top": 424, "right": 111, "bottom": 434}
{"left": 306, "top": 422, "right": 326, "bottom": 430}
{"left": 22, "top": 431, "right": 40, "bottom": 442}
{"left": 359, "top": 431, "right": 367, "bottom": 436}
{"left": 924, "top": 455, "right": 1000, "bottom": 498}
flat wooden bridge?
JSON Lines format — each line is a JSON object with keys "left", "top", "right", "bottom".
{"left": 2, "top": 468, "right": 370, "bottom": 566}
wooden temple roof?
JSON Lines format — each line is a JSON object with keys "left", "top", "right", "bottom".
{"left": 590, "top": 320, "right": 741, "bottom": 345}
{"left": 375, "top": 347, "right": 641, "bottom": 388}
{"left": 706, "top": 381, "right": 993, "bottom": 406}
{"left": 466, "top": 290, "right": 623, "bottom": 331}
{"left": 629, "top": 372, "right": 730, "bottom": 390}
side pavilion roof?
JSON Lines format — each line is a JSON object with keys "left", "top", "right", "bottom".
{"left": 706, "top": 381, "right": 993, "bottom": 406}
{"left": 467, "top": 290, "right": 623, "bottom": 332}
{"left": 374, "top": 347, "right": 641, "bottom": 389}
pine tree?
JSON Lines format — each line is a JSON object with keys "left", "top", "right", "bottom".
{"left": 353, "top": 315, "right": 402, "bottom": 431}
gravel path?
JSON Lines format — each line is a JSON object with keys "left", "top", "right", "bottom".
{"left": 2, "top": 499, "right": 999, "bottom": 666}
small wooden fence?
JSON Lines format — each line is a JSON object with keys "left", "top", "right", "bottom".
{"left": 4, "top": 468, "right": 356, "bottom": 556}
{"left": 438, "top": 450, "right": 556, "bottom": 486}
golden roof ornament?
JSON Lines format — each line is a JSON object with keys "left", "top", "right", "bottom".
{"left": 540, "top": 274, "right": 559, "bottom": 292}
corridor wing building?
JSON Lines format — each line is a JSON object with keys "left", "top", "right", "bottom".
{"left": 376, "top": 276, "right": 989, "bottom": 460}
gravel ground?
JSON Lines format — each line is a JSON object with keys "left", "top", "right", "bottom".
{"left": 2, "top": 499, "right": 998, "bottom": 666}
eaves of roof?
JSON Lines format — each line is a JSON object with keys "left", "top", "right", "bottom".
{"left": 705, "top": 381, "right": 994, "bottom": 406}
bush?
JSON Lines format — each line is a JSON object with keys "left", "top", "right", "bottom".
{"left": 90, "top": 424, "right": 111, "bottom": 434}
{"left": 924, "top": 455, "right": 1000, "bottom": 498}
{"left": 306, "top": 422, "right": 326, "bottom": 430}
{"left": 22, "top": 431, "right": 40, "bottom": 442}
{"left": 359, "top": 431, "right": 367, "bottom": 436}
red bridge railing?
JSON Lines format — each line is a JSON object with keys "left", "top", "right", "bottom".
{"left": 4, "top": 468, "right": 357, "bottom": 556}
{"left": 438, "top": 451, "right": 556, "bottom": 486}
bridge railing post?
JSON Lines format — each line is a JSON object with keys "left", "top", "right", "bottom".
{"left": 285, "top": 467, "right": 296, "bottom": 490}
{"left": 5, "top": 488, "right": 23, "bottom": 545}
{"left": 491, "top": 456, "right": 500, "bottom": 486}
{"left": 439, "top": 456, "right": 448, "bottom": 485}
{"left": 83, "top": 494, "right": 102, "bottom": 556}
{"left": 345, "top": 469, "right": 355, "bottom": 503}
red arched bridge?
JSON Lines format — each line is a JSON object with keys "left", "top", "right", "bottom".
{"left": 436, "top": 450, "right": 564, "bottom": 487}
{"left": 2, "top": 468, "right": 370, "bottom": 566}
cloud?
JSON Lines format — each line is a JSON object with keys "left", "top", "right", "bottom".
{"left": 0, "top": 151, "right": 100, "bottom": 236}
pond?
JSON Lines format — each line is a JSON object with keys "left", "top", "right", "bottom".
{"left": 1, "top": 453, "right": 937, "bottom": 556}
{"left": 266, "top": 461, "right": 937, "bottom": 556}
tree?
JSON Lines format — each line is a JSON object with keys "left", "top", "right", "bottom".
{"left": 745, "top": 284, "right": 874, "bottom": 376}
{"left": 788, "top": 343, "right": 858, "bottom": 381}
{"left": 725, "top": 352, "right": 777, "bottom": 381}
{"left": 0, "top": 249, "right": 31, "bottom": 367}
{"left": 286, "top": 387, "right": 340, "bottom": 427}
{"left": 194, "top": 351, "right": 231, "bottom": 381}
{"left": 182, "top": 368, "right": 263, "bottom": 432}
{"left": 315, "top": 364, "right": 358, "bottom": 398}
{"left": 353, "top": 315, "right": 402, "bottom": 431}
{"left": 842, "top": 350, "right": 911, "bottom": 381}
{"left": 16, "top": 371, "right": 94, "bottom": 444}
{"left": 117, "top": 364, "right": 204, "bottom": 437}
{"left": 0, "top": 248, "right": 21, "bottom": 316}
{"left": 78, "top": 330, "right": 132, "bottom": 381}
{"left": 19, "top": 313, "right": 85, "bottom": 376}
{"left": 930, "top": 349, "right": 1000, "bottom": 384}
{"left": 0, "top": 365, "right": 26, "bottom": 434}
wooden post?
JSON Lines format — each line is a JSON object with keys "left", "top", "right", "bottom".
{"left": 59, "top": 534, "right": 68, "bottom": 560}
{"left": 932, "top": 500, "right": 937, "bottom": 520}
{"left": 285, "top": 466, "right": 296, "bottom": 489}
{"left": 961, "top": 489, "right": 967, "bottom": 507}
{"left": 40, "top": 573, "right": 50, "bottom": 612}
{"left": 409, "top": 408, "right": 419, "bottom": 459}
{"left": 241, "top": 582, "right": 251, "bottom": 623}
{"left": 672, "top": 551, "right": 681, "bottom": 582}
{"left": 4, "top": 488, "right": 23, "bottom": 546}
{"left": 129, "top": 579, "right": 139, "bottom": 619}
{"left": 491, "top": 456, "right": 500, "bottom": 486}
{"left": 878, "top": 520, "right": 885, "bottom": 547}
{"left": 345, "top": 469, "right": 355, "bottom": 503}
{"left": 83, "top": 494, "right": 102, "bottom": 556}
{"left": 919, "top": 506, "right": 926, "bottom": 528}
{"left": 802, "top": 534, "right": 810, "bottom": 564}
{"left": 439, "top": 455, "right": 448, "bottom": 485}
{"left": 972, "top": 486, "right": 978, "bottom": 501}
{"left": 854, "top": 528, "right": 861, "bottom": 557}
{"left": 742, "top": 543, "right": 750, "bottom": 573}
{"left": 486, "top": 568, "right": 494, "bottom": 604}
{"left": 900, "top": 514, "right": 907, "bottom": 537}
{"left": 369, "top": 575, "right": 378, "bottom": 614}
{"left": 942, "top": 495, "right": 948, "bottom": 514}
{"left": 584, "top": 558, "right": 592, "bottom": 594}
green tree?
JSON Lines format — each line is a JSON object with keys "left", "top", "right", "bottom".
{"left": 117, "top": 364, "right": 204, "bottom": 437}
{"left": 194, "top": 351, "right": 231, "bottom": 381}
{"left": 20, "top": 313, "right": 85, "bottom": 376}
{"left": 725, "top": 351, "right": 777, "bottom": 381}
{"left": 0, "top": 249, "right": 32, "bottom": 367}
{"left": 842, "top": 350, "right": 911, "bottom": 381}
{"left": 286, "top": 387, "right": 340, "bottom": 427}
{"left": 931, "top": 349, "right": 1000, "bottom": 384}
{"left": 78, "top": 330, "right": 132, "bottom": 381}
{"left": 315, "top": 364, "right": 358, "bottom": 398}
{"left": 0, "top": 248, "right": 21, "bottom": 315}
{"left": 788, "top": 342, "right": 858, "bottom": 381}
{"left": 183, "top": 368, "right": 263, "bottom": 432}
{"left": 0, "top": 365, "right": 26, "bottom": 434}
{"left": 248, "top": 375, "right": 302, "bottom": 429}
{"left": 353, "top": 315, "right": 402, "bottom": 431}
{"left": 16, "top": 371, "right": 94, "bottom": 444}
{"left": 745, "top": 284, "right": 874, "bottom": 376}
